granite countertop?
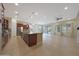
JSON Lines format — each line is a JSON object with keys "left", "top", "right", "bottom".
{"left": 24, "top": 32, "right": 42, "bottom": 34}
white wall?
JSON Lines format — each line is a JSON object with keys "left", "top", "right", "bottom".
{"left": 76, "top": 12, "right": 79, "bottom": 43}
{"left": 77, "top": 20, "right": 79, "bottom": 43}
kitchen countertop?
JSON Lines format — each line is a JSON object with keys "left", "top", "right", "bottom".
{"left": 25, "top": 32, "right": 42, "bottom": 34}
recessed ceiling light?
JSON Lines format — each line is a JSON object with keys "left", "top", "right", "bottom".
{"left": 64, "top": 6, "right": 68, "bottom": 10}
{"left": 15, "top": 3, "right": 19, "bottom": 6}
{"left": 34, "top": 12, "right": 38, "bottom": 15}
{"left": 15, "top": 11, "right": 18, "bottom": 14}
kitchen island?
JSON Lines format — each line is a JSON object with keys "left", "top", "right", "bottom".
{"left": 23, "top": 33, "right": 42, "bottom": 47}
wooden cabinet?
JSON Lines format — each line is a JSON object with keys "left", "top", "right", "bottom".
{"left": 2, "top": 19, "right": 8, "bottom": 29}
{"left": 23, "top": 34, "right": 37, "bottom": 47}
{"left": 29, "top": 34, "right": 37, "bottom": 46}
{"left": 0, "top": 4, "right": 9, "bottom": 49}
{"left": 2, "top": 19, "right": 9, "bottom": 48}
{"left": 17, "top": 23, "right": 29, "bottom": 36}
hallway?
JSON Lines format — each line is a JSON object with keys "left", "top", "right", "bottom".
{"left": 1, "top": 33, "right": 79, "bottom": 56}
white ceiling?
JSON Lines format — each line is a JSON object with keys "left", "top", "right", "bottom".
{"left": 3, "top": 3, "right": 79, "bottom": 24}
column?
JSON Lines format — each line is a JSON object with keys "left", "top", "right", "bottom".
{"left": 11, "top": 18, "right": 17, "bottom": 39}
